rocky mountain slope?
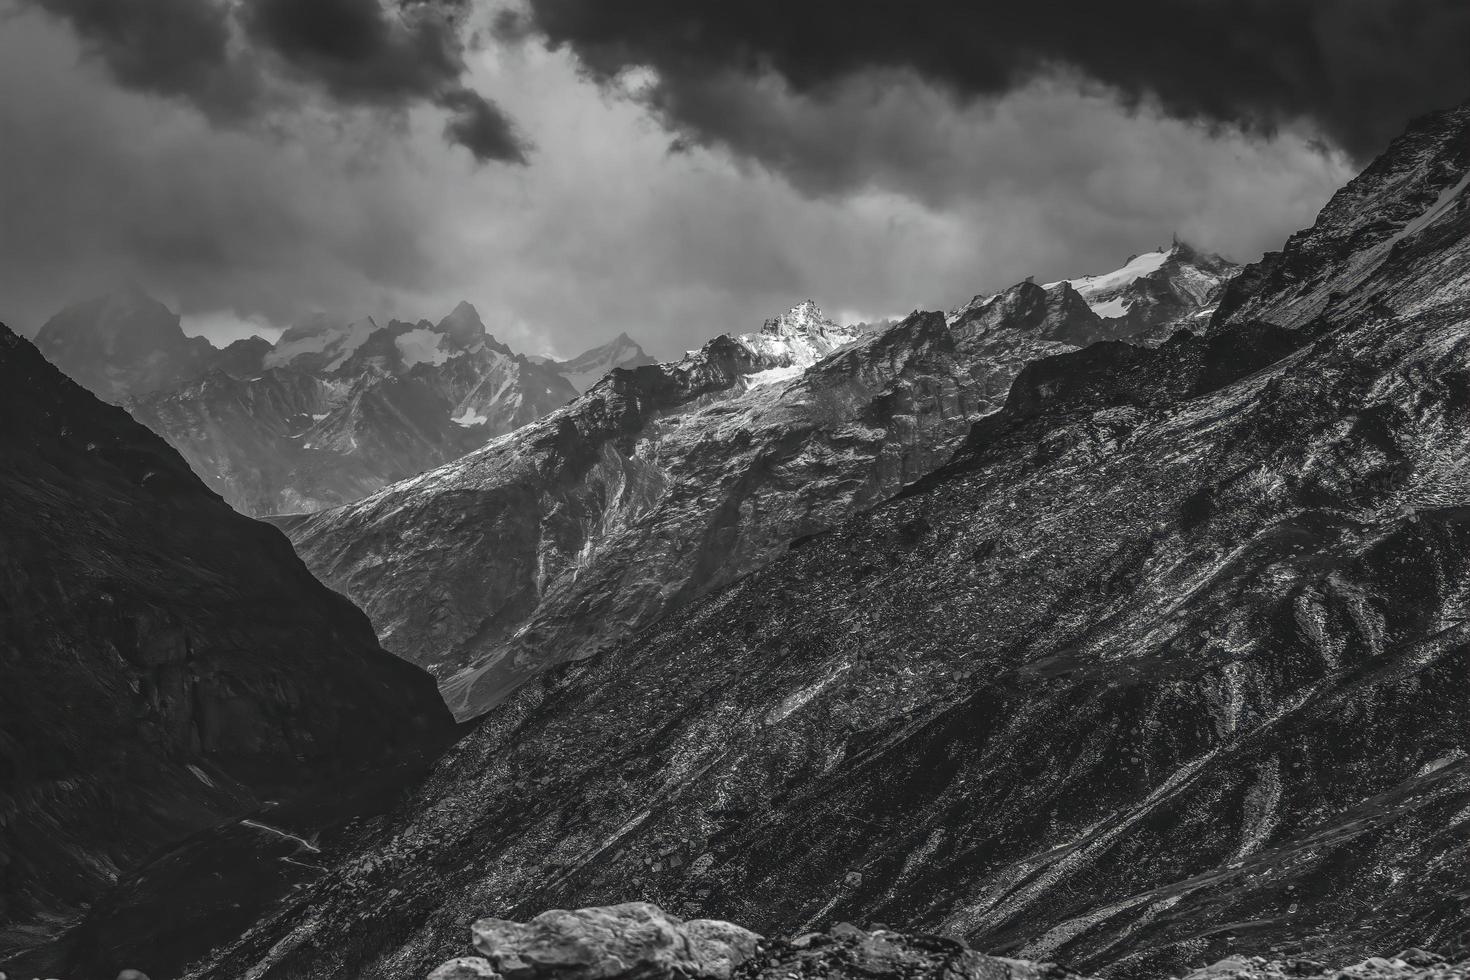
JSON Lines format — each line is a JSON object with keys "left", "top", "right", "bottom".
{"left": 0, "top": 323, "right": 455, "bottom": 970}
{"left": 126, "top": 302, "right": 588, "bottom": 515}
{"left": 182, "top": 100, "right": 1470, "bottom": 980}
{"left": 285, "top": 286, "right": 1167, "bottom": 720}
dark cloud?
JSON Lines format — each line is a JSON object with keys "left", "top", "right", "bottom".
{"left": 440, "top": 87, "right": 529, "bottom": 164}
{"left": 23, "top": 0, "right": 257, "bottom": 116}
{"left": 18, "top": 0, "right": 528, "bottom": 163}
{"left": 501, "top": 0, "right": 1470, "bottom": 181}
{"left": 0, "top": 5, "right": 1353, "bottom": 364}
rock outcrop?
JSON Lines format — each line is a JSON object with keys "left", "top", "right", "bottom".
{"left": 428, "top": 909, "right": 1469, "bottom": 980}
{"left": 0, "top": 323, "right": 455, "bottom": 971}
{"left": 430, "top": 909, "right": 1074, "bottom": 980}
{"left": 465, "top": 902, "right": 759, "bottom": 980}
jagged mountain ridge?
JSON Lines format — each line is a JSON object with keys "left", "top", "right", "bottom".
{"left": 182, "top": 99, "right": 1470, "bottom": 980}
{"left": 0, "top": 323, "right": 455, "bottom": 969}
{"left": 1052, "top": 242, "right": 1237, "bottom": 341}
{"left": 535, "top": 332, "right": 658, "bottom": 393}
{"left": 949, "top": 242, "right": 1236, "bottom": 347}
{"left": 125, "top": 302, "right": 608, "bottom": 515}
{"left": 286, "top": 283, "right": 1176, "bottom": 721}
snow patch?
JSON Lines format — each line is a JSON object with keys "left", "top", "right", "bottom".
{"left": 745, "top": 365, "right": 804, "bottom": 388}
{"left": 1089, "top": 296, "right": 1132, "bottom": 320}
{"left": 1049, "top": 249, "right": 1169, "bottom": 299}
{"left": 395, "top": 327, "right": 452, "bottom": 367}
{"left": 452, "top": 406, "right": 489, "bottom": 427}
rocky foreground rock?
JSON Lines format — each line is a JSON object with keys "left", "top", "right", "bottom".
{"left": 428, "top": 905, "right": 1468, "bottom": 980}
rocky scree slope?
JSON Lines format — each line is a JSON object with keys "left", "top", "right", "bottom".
{"left": 127, "top": 302, "right": 590, "bottom": 516}
{"left": 186, "top": 100, "right": 1470, "bottom": 980}
{"left": 0, "top": 324, "right": 455, "bottom": 968}
{"left": 288, "top": 278, "right": 1214, "bottom": 721}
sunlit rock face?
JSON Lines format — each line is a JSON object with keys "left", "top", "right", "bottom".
{"left": 0, "top": 323, "right": 455, "bottom": 965}
{"left": 183, "top": 101, "right": 1470, "bottom": 980}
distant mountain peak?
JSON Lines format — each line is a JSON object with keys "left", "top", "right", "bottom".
{"left": 731, "top": 300, "right": 863, "bottom": 386}
{"left": 760, "top": 299, "right": 837, "bottom": 338}
{"left": 32, "top": 289, "right": 215, "bottom": 402}
{"left": 546, "top": 332, "right": 656, "bottom": 393}
{"left": 1042, "top": 241, "right": 1239, "bottom": 336}
{"left": 435, "top": 301, "right": 491, "bottom": 351}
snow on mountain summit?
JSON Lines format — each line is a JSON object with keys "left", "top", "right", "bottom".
{"left": 1049, "top": 249, "right": 1171, "bottom": 316}
{"left": 542, "top": 332, "right": 656, "bottom": 393}
{"left": 1045, "top": 241, "right": 1237, "bottom": 331}
{"left": 735, "top": 300, "right": 862, "bottom": 384}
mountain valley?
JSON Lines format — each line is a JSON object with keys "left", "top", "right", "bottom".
{"left": 5, "top": 60, "right": 1470, "bottom": 980}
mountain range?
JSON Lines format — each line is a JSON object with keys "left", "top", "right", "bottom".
{"left": 7, "top": 92, "right": 1469, "bottom": 980}
{"left": 285, "top": 250, "right": 1236, "bottom": 720}
{"left": 158, "top": 98, "right": 1470, "bottom": 980}
{"left": 36, "top": 295, "right": 654, "bottom": 516}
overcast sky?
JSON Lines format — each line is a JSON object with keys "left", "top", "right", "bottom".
{"left": 2, "top": 1, "right": 1465, "bottom": 359}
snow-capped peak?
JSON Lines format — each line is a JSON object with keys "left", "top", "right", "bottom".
{"left": 546, "top": 333, "right": 656, "bottom": 393}
{"left": 1044, "top": 242, "right": 1235, "bottom": 323}
{"left": 265, "top": 316, "right": 378, "bottom": 370}
{"left": 737, "top": 301, "right": 861, "bottom": 383}
{"left": 1046, "top": 248, "right": 1173, "bottom": 318}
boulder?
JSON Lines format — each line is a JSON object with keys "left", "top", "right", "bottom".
{"left": 469, "top": 903, "right": 760, "bottom": 980}
{"left": 430, "top": 958, "right": 503, "bottom": 980}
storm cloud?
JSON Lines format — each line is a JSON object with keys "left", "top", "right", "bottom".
{"left": 19, "top": 0, "right": 527, "bottom": 162}
{"left": 500, "top": 0, "right": 1470, "bottom": 185}
{"left": 0, "top": 7, "right": 1356, "bottom": 359}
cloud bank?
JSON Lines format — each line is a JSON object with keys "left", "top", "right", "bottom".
{"left": 20, "top": 0, "right": 526, "bottom": 162}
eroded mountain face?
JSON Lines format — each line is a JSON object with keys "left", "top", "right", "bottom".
{"left": 287, "top": 286, "right": 1175, "bottom": 720}
{"left": 126, "top": 302, "right": 587, "bottom": 515}
{"left": 185, "top": 101, "right": 1470, "bottom": 980}
{"left": 0, "top": 325, "right": 455, "bottom": 967}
